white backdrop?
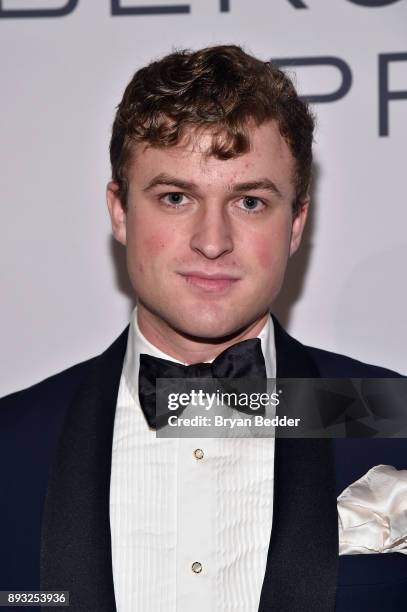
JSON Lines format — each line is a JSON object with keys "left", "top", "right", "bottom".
{"left": 1, "top": 0, "right": 406, "bottom": 397}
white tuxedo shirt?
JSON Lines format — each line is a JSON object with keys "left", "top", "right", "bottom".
{"left": 110, "top": 308, "right": 276, "bottom": 612}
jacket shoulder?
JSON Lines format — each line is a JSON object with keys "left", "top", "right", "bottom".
{"left": 0, "top": 357, "right": 98, "bottom": 427}
{"left": 305, "top": 345, "right": 401, "bottom": 377}
{"left": 0, "top": 357, "right": 99, "bottom": 592}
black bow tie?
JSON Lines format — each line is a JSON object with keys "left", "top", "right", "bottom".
{"left": 138, "top": 338, "right": 267, "bottom": 429}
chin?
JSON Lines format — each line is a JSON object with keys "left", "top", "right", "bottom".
{"left": 170, "top": 311, "right": 253, "bottom": 343}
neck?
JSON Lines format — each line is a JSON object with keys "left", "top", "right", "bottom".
{"left": 136, "top": 304, "right": 269, "bottom": 364}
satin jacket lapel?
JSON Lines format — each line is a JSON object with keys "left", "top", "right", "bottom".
{"left": 40, "top": 327, "right": 129, "bottom": 612}
{"left": 258, "top": 316, "right": 338, "bottom": 612}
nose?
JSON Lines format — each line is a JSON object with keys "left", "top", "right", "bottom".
{"left": 189, "top": 203, "right": 234, "bottom": 259}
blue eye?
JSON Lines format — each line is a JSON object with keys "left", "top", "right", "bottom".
{"left": 243, "top": 196, "right": 259, "bottom": 209}
{"left": 166, "top": 192, "right": 184, "bottom": 205}
{"left": 239, "top": 196, "right": 265, "bottom": 213}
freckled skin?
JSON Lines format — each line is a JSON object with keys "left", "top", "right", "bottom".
{"left": 107, "top": 120, "right": 309, "bottom": 363}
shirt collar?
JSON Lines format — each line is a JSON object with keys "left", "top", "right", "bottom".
{"left": 123, "top": 306, "right": 276, "bottom": 402}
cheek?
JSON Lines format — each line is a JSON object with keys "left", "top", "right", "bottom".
{"left": 141, "top": 233, "right": 168, "bottom": 256}
{"left": 126, "top": 227, "right": 167, "bottom": 280}
{"left": 127, "top": 215, "right": 170, "bottom": 256}
{"left": 252, "top": 239, "right": 275, "bottom": 269}
{"left": 127, "top": 208, "right": 172, "bottom": 254}
{"left": 250, "top": 227, "right": 291, "bottom": 271}
{"left": 143, "top": 217, "right": 186, "bottom": 256}
{"left": 128, "top": 222, "right": 180, "bottom": 274}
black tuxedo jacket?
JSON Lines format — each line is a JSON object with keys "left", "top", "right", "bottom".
{"left": 1, "top": 317, "right": 406, "bottom": 612}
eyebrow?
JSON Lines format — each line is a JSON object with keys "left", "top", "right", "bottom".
{"left": 143, "top": 173, "right": 283, "bottom": 198}
{"left": 232, "top": 179, "right": 283, "bottom": 198}
{"left": 143, "top": 174, "right": 196, "bottom": 193}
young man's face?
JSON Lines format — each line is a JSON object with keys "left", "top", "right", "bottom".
{"left": 107, "top": 120, "right": 308, "bottom": 341}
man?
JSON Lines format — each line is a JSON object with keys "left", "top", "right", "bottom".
{"left": 1, "top": 45, "right": 406, "bottom": 612}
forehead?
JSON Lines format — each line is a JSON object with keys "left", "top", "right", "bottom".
{"left": 129, "top": 120, "right": 295, "bottom": 192}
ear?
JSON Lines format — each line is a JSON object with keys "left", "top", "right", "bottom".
{"left": 106, "top": 181, "right": 127, "bottom": 246}
{"left": 289, "top": 196, "right": 310, "bottom": 257}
